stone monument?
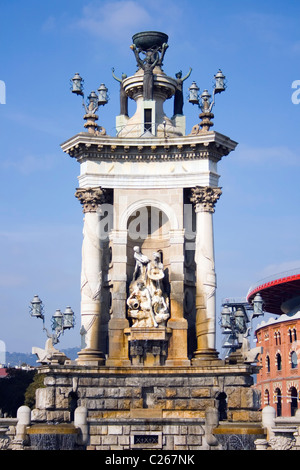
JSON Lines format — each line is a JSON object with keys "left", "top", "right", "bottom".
{"left": 25, "top": 31, "right": 265, "bottom": 451}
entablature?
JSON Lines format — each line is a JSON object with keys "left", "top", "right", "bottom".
{"left": 61, "top": 131, "right": 237, "bottom": 163}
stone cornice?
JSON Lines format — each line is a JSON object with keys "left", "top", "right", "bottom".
{"left": 61, "top": 131, "right": 237, "bottom": 162}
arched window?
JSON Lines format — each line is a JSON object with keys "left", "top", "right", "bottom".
{"left": 275, "top": 388, "right": 282, "bottom": 417}
{"left": 294, "top": 329, "right": 297, "bottom": 342}
{"left": 276, "top": 353, "right": 282, "bottom": 371}
{"left": 264, "top": 389, "right": 270, "bottom": 406}
{"left": 290, "top": 387, "right": 298, "bottom": 417}
{"left": 68, "top": 391, "right": 79, "bottom": 422}
{"left": 266, "top": 355, "right": 270, "bottom": 372}
{"left": 291, "top": 351, "right": 298, "bottom": 369}
{"left": 289, "top": 329, "right": 293, "bottom": 343}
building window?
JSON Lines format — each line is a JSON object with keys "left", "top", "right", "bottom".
{"left": 275, "top": 331, "right": 281, "bottom": 345}
{"left": 276, "top": 353, "right": 282, "bottom": 371}
{"left": 264, "top": 389, "right": 270, "bottom": 405}
{"left": 266, "top": 355, "right": 270, "bottom": 372}
{"left": 291, "top": 351, "right": 298, "bottom": 369}
{"left": 289, "top": 328, "right": 297, "bottom": 343}
{"left": 290, "top": 387, "right": 298, "bottom": 417}
{"left": 144, "top": 109, "right": 152, "bottom": 132}
{"left": 275, "top": 388, "right": 282, "bottom": 417}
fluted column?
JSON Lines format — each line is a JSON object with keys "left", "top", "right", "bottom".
{"left": 190, "top": 186, "right": 222, "bottom": 363}
{"left": 75, "top": 187, "right": 107, "bottom": 365}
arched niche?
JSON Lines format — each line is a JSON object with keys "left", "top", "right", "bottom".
{"left": 126, "top": 205, "right": 171, "bottom": 297}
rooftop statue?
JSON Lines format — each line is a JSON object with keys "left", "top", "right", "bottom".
{"left": 174, "top": 68, "right": 192, "bottom": 116}
{"left": 111, "top": 67, "right": 128, "bottom": 116}
{"left": 130, "top": 31, "right": 169, "bottom": 100}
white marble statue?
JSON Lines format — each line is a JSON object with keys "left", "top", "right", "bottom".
{"left": 127, "top": 248, "right": 169, "bottom": 328}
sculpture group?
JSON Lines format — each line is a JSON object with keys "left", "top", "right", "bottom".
{"left": 127, "top": 247, "right": 169, "bottom": 328}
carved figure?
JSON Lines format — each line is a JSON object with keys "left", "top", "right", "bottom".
{"left": 146, "top": 251, "right": 165, "bottom": 296}
{"left": 112, "top": 67, "right": 128, "bottom": 116}
{"left": 173, "top": 68, "right": 192, "bottom": 115}
{"left": 130, "top": 44, "right": 161, "bottom": 100}
{"left": 131, "top": 246, "right": 150, "bottom": 286}
{"left": 32, "top": 338, "right": 69, "bottom": 365}
{"left": 152, "top": 289, "right": 169, "bottom": 325}
{"left": 127, "top": 248, "right": 170, "bottom": 328}
{"left": 127, "top": 280, "right": 158, "bottom": 327}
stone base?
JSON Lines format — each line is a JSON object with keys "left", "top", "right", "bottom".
{"left": 191, "top": 348, "right": 220, "bottom": 365}
{"left": 76, "top": 348, "right": 106, "bottom": 366}
{"left": 30, "top": 360, "right": 263, "bottom": 450}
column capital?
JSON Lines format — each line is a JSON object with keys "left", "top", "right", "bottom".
{"left": 190, "top": 186, "right": 222, "bottom": 213}
{"left": 75, "top": 187, "right": 106, "bottom": 213}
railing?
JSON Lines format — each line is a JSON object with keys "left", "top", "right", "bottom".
{"left": 247, "top": 267, "right": 300, "bottom": 298}
{"left": 114, "top": 120, "right": 182, "bottom": 138}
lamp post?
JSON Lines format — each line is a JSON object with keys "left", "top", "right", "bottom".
{"left": 220, "top": 295, "right": 264, "bottom": 359}
{"left": 188, "top": 69, "right": 226, "bottom": 131}
{"left": 29, "top": 296, "right": 75, "bottom": 345}
{"left": 70, "top": 73, "right": 108, "bottom": 133}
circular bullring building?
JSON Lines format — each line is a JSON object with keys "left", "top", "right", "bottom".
{"left": 247, "top": 269, "right": 300, "bottom": 417}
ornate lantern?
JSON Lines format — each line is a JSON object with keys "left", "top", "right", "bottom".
{"left": 71, "top": 73, "right": 84, "bottom": 96}
{"left": 97, "top": 83, "right": 108, "bottom": 106}
{"left": 30, "top": 295, "right": 44, "bottom": 320}
{"left": 63, "top": 306, "right": 75, "bottom": 330}
{"left": 52, "top": 309, "right": 64, "bottom": 332}
{"left": 252, "top": 293, "right": 264, "bottom": 317}
{"left": 214, "top": 69, "right": 226, "bottom": 94}
{"left": 188, "top": 81, "right": 200, "bottom": 105}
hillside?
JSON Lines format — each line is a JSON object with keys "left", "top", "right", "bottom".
{"left": 5, "top": 348, "right": 80, "bottom": 367}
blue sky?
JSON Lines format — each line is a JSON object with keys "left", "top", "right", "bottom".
{"left": 1, "top": 0, "right": 300, "bottom": 354}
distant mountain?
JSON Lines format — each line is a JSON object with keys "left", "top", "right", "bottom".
{"left": 5, "top": 348, "right": 80, "bottom": 367}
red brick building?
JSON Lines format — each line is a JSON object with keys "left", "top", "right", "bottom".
{"left": 247, "top": 269, "right": 300, "bottom": 417}
{"left": 255, "top": 313, "right": 300, "bottom": 417}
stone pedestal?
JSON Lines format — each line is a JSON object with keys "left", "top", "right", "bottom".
{"left": 30, "top": 360, "right": 263, "bottom": 450}
{"left": 125, "top": 327, "right": 171, "bottom": 366}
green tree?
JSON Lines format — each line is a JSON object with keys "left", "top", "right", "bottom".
{"left": 0, "top": 368, "right": 35, "bottom": 417}
{"left": 24, "top": 372, "right": 45, "bottom": 409}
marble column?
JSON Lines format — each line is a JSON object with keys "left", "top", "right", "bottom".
{"left": 75, "top": 187, "right": 107, "bottom": 365}
{"left": 190, "top": 186, "right": 222, "bottom": 363}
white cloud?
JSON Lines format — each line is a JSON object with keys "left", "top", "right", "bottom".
{"left": 76, "top": 1, "right": 151, "bottom": 41}
{"left": 74, "top": 0, "right": 185, "bottom": 43}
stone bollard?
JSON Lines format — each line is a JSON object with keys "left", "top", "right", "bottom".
{"left": 204, "top": 407, "right": 219, "bottom": 448}
{"left": 262, "top": 405, "right": 276, "bottom": 440}
{"left": 12, "top": 405, "right": 31, "bottom": 449}
{"left": 74, "top": 406, "right": 89, "bottom": 446}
